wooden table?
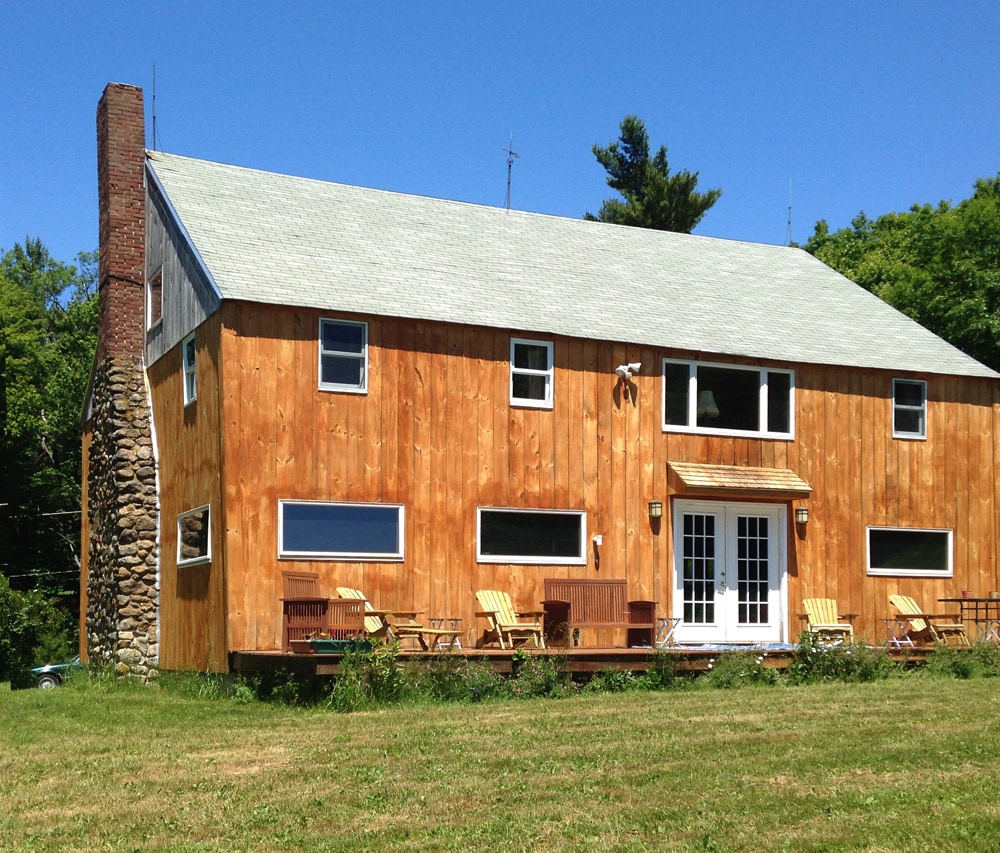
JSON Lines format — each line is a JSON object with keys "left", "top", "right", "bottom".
{"left": 939, "top": 597, "right": 1000, "bottom": 643}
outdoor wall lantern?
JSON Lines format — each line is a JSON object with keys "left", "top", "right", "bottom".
{"left": 648, "top": 500, "right": 663, "bottom": 519}
{"left": 795, "top": 506, "right": 809, "bottom": 525}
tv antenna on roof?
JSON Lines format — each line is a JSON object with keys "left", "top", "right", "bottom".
{"left": 151, "top": 63, "right": 159, "bottom": 151}
{"left": 502, "top": 133, "right": 520, "bottom": 211}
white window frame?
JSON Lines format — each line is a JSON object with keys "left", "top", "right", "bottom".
{"left": 146, "top": 267, "right": 163, "bottom": 330}
{"left": 510, "top": 338, "right": 554, "bottom": 409}
{"left": 182, "top": 332, "right": 197, "bottom": 405}
{"left": 661, "top": 358, "right": 794, "bottom": 439}
{"left": 318, "top": 318, "right": 368, "bottom": 394}
{"left": 177, "top": 505, "right": 211, "bottom": 567}
{"left": 278, "top": 500, "right": 404, "bottom": 561}
{"left": 866, "top": 526, "right": 953, "bottom": 577}
{"left": 892, "top": 378, "right": 927, "bottom": 440}
{"left": 477, "top": 507, "right": 587, "bottom": 565}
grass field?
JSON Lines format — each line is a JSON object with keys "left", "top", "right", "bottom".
{"left": 3, "top": 674, "right": 1000, "bottom": 851}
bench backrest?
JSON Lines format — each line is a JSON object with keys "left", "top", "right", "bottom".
{"left": 282, "top": 571, "right": 321, "bottom": 599}
{"left": 544, "top": 578, "right": 630, "bottom": 625}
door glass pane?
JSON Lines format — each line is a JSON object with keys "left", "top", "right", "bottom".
{"left": 683, "top": 513, "right": 715, "bottom": 624}
{"left": 737, "top": 515, "right": 769, "bottom": 625}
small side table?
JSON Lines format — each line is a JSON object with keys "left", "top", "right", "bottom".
{"left": 656, "top": 617, "right": 681, "bottom": 648}
{"left": 429, "top": 617, "right": 463, "bottom": 649}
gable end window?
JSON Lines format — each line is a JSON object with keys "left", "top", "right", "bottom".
{"left": 867, "top": 527, "right": 952, "bottom": 577}
{"left": 893, "top": 378, "right": 927, "bottom": 439}
{"left": 279, "top": 500, "right": 404, "bottom": 561}
{"left": 662, "top": 359, "right": 793, "bottom": 438}
{"left": 177, "top": 505, "right": 211, "bottom": 567}
{"left": 146, "top": 268, "right": 163, "bottom": 329}
{"left": 319, "top": 318, "right": 368, "bottom": 393}
{"left": 477, "top": 507, "right": 586, "bottom": 565}
{"left": 183, "top": 332, "right": 197, "bottom": 405}
{"left": 510, "top": 338, "right": 553, "bottom": 409}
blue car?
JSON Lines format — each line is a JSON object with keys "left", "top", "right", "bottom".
{"left": 29, "top": 656, "right": 82, "bottom": 689}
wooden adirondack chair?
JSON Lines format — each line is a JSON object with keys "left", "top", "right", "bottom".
{"left": 475, "top": 589, "right": 545, "bottom": 649}
{"left": 336, "top": 587, "right": 460, "bottom": 650}
{"left": 802, "top": 598, "right": 855, "bottom": 645}
{"left": 889, "top": 594, "right": 970, "bottom": 648}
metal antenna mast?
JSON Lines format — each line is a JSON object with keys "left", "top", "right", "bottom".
{"left": 786, "top": 179, "right": 792, "bottom": 245}
{"left": 502, "top": 133, "right": 520, "bottom": 211}
{"left": 151, "top": 63, "right": 159, "bottom": 151}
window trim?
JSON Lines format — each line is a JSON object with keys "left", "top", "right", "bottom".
{"left": 892, "top": 378, "right": 927, "bottom": 440}
{"left": 182, "top": 332, "right": 197, "bottom": 405}
{"left": 476, "top": 507, "right": 587, "bottom": 565}
{"left": 866, "top": 526, "right": 953, "bottom": 577}
{"left": 176, "top": 504, "right": 211, "bottom": 568}
{"left": 318, "top": 318, "right": 368, "bottom": 394}
{"left": 661, "top": 358, "right": 795, "bottom": 439}
{"left": 509, "top": 337, "right": 554, "bottom": 410}
{"left": 146, "top": 268, "right": 163, "bottom": 330}
{"left": 278, "top": 500, "right": 405, "bottom": 561}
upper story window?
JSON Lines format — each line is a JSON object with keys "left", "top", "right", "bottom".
{"left": 893, "top": 378, "right": 927, "bottom": 439}
{"left": 146, "top": 268, "right": 163, "bottom": 329}
{"left": 662, "top": 359, "right": 793, "bottom": 438}
{"left": 319, "top": 318, "right": 367, "bottom": 393}
{"left": 177, "top": 505, "right": 211, "bottom": 567}
{"left": 510, "top": 338, "right": 553, "bottom": 409}
{"left": 183, "top": 332, "right": 197, "bottom": 405}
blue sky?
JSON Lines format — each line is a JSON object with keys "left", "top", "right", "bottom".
{"left": 2, "top": 1, "right": 999, "bottom": 267}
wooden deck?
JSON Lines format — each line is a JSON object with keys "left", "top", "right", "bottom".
{"left": 230, "top": 644, "right": 933, "bottom": 678}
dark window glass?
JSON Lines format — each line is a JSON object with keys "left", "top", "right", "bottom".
{"left": 281, "top": 503, "right": 401, "bottom": 557}
{"left": 664, "top": 362, "right": 690, "bottom": 425}
{"left": 696, "top": 365, "right": 758, "bottom": 431}
{"left": 513, "top": 342, "right": 549, "bottom": 371}
{"left": 766, "top": 371, "right": 791, "bottom": 433}
{"left": 178, "top": 507, "right": 210, "bottom": 564}
{"left": 480, "top": 510, "right": 582, "bottom": 560}
{"left": 869, "top": 529, "right": 949, "bottom": 573}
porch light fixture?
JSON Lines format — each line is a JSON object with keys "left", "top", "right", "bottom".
{"left": 648, "top": 500, "right": 663, "bottom": 519}
{"left": 795, "top": 506, "right": 809, "bottom": 525}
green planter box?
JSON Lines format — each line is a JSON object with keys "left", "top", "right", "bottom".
{"left": 310, "top": 638, "right": 372, "bottom": 654}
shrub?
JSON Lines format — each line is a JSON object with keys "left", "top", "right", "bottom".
{"left": 508, "top": 650, "right": 570, "bottom": 698}
{"left": 586, "top": 667, "right": 640, "bottom": 693}
{"left": 698, "top": 651, "right": 780, "bottom": 689}
{"left": 786, "top": 632, "right": 897, "bottom": 684}
{"left": 0, "top": 575, "right": 70, "bottom": 689}
{"left": 924, "top": 642, "right": 1000, "bottom": 680}
{"left": 412, "top": 654, "right": 507, "bottom": 703}
{"left": 640, "top": 650, "right": 679, "bottom": 690}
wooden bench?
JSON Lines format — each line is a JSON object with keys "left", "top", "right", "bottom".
{"left": 542, "top": 578, "right": 656, "bottom": 648}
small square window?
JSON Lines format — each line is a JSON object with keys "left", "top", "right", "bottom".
{"left": 183, "top": 332, "right": 197, "bottom": 405}
{"left": 319, "top": 319, "right": 367, "bottom": 393}
{"left": 510, "top": 338, "right": 553, "bottom": 409}
{"left": 177, "top": 505, "right": 211, "bottom": 567}
{"left": 147, "top": 269, "right": 163, "bottom": 329}
{"left": 893, "top": 379, "right": 926, "bottom": 439}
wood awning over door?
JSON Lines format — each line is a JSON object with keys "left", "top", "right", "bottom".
{"left": 668, "top": 462, "right": 812, "bottom": 500}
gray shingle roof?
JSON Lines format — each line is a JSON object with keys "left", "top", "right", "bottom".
{"left": 148, "top": 151, "right": 997, "bottom": 379}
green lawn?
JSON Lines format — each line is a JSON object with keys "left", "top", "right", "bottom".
{"left": 3, "top": 676, "right": 1000, "bottom": 851}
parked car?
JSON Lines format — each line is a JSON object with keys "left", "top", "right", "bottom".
{"left": 29, "top": 656, "right": 82, "bottom": 689}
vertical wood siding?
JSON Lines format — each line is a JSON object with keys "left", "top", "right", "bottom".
{"left": 150, "top": 301, "right": 995, "bottom": 658}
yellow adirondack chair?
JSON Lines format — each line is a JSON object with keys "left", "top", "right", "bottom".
{"left": 337, "top": 587, "right": 460, "bottom": 650}
{"left": 475, "top": 589, "right": 545, "bottom": 649}
{"left": 801, "top": 598, "right": 854, "bottom": 645}
{"left": 889, "top": 594, "right": 970, "bottom": 648}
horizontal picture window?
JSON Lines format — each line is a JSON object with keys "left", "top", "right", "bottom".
{"left": 867, "top": 527, "right": 952, "bottom": 577}
{"left": 477, "top": 507, "right": 586, "bottom": 565}
{"left": 279, "top": 500, "right": 404, "bottom": 561}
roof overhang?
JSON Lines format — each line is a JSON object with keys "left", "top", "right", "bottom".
{"left": 668, "top": 462, "right": 812, "bottom": 500}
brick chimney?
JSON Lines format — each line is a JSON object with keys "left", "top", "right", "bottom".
{"left": 85, "top": 83, "right": 159, "bottom": 681}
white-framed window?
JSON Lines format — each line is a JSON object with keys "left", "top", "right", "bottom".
{"left": 146, "top": 268, "right": 163, "bottom": 329}
{"left": 477, "top": 507, "right": 586, "bottom": 565}
{"left": 278, "top": 500, "right": 404, "bottom": 560}
{"left": 177, "top": 505, "right": 211, "bottom": 567}
{"left": 662, "top": 359, "right": 794, "bottom": 438}
{"left": 319, "top": 318, "right": 368, "bottom": 393}
{"left": 510, "top": 338, "right": 553, "bottom": 409}
{"left": 183, "top": 332, "right": 197, "bottom": 405}
{"left": 866, "top": 526, "right": 953, "bottom": 577}
{"left": 893, "top": 378, "right": 927, "bottom": 439}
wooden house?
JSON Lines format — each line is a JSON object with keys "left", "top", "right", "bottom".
{"left": 82, "top": 84, "right": 1000, "bottom": 675}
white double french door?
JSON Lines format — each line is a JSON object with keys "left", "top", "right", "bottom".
{"left": 672, "top": 500, "right": 787, "bottom": 644}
